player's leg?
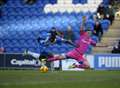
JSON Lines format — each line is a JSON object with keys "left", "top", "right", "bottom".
{"left": 68, "top": 53, "right": 90, "bottom": 69}
{"left": 75, "top": 59, "right": 90, "bottom": 69}
{"left": 47, "top": 53, "right": 66, "bottom": 62}
{"left": 72, "top": 55, "right": 90, "bottom": 69}
{"left": 23, "top": 50, "right": 40, "bottom": 59}
{"left": 23, "top": 50, "right": 51, "bottom": 66}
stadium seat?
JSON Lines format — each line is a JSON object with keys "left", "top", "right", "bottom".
{"left": 86, "top": 45, "right": 93, "bottom": 54}
{"left": 100, "top": 19, "right": 110, "bottom": 32}
{"left": 73, "top": 0, "right": 80, "bottom": 4}
{"left": 85, "top": 19, "right": 95, "bottom": 31}
{"left": 50, "top": 0, "right": 57, "bottom": 4}
{"left": 91, "top": 35, "right": 99, "bottom": 43}
{"left": 0, "top": 0, "right": 106, "bottom": 53}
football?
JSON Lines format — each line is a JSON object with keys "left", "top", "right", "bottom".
{"left": 40, "top": 66, "right": 49, "bottom": 73}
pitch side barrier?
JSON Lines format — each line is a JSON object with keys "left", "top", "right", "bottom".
{"left": 0, "top": 53, "right": 120, "bottom": 70}
{"left": 0, "top": 53, "right": 42, "bottom": 69}
{"left": 61, "top": 54, "right": 120, "bottom": 70}
{"left": 94, "top": 54, "right": 120, "bottom": 70}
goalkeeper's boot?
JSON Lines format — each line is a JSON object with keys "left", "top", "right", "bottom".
{"left": 41, "top": 59, "right": 47, "bottom": 63}
{"left": 68, "top": 63, "right": 76, "bottom": 69}
{"left": 41, "top": 59, "right": 47, "bottom": 66}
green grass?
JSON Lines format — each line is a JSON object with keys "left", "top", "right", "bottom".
{"left": 0, "top": 70, "right": 120, "bottom": 88}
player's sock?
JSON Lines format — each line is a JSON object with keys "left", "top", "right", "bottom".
{"left": 27, "top": 51, "right": 40, "bottom": 59}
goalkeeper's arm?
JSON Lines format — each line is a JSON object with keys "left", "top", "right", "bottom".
{"left": 60, "top": 37, "right": 77, "bottom": 47}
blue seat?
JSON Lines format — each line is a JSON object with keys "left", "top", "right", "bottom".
{"left": 0, "top": 0, "right": 98, "bottom": 53}
{"left": 86, "top": 45, "right": 93, "bottom": 54}
{"left": 37, "top": 0, "right": 44, "bottom": 7}
{"left": 73, "top": 0, "right": 80, "bottom": 4}
{"left": 4, "top": 39, "right": 12, "bottom": 47}
{"left": 74, "top": 31, "right": 80, "bottom": 40}
{"left": 6, "top": 47, "right": 12, "bottom": 53}
{"left": 100, "top": 19, "right": 110, "bottom": 32}
{"left": 50, "top": 0, "right": 57, "bottom": 4}
{"left": 80, "top": 0, "right": 87, "bottom": 4}
{"left": 91, "top": 35, "right": 99, "bottom": 43}
{"left": 12, "top": 47, "right": 21, "bottom": 53}
{"left": 85, "top": 19, "right": 95, "bottom": 31}
{"left": 6, "top": 0, "right": 15, "bottom": 7}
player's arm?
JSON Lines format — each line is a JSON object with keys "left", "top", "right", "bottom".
{"left": 59, "top": 37, "right": 77, "bottom": 47}
{"left": 37, "top": 37, "right": 46, "bottom": 43}
{"left": 56, "top": 31, "right": 63, "bottom": 37}
{"left": 37, "top": 31, "right": 50, "bottom": 43}
{"left": 43, "top": 36, "right": 49, "bottom": 43}
{"left": 37, "top": 36, "right": 50, "bottom": 46}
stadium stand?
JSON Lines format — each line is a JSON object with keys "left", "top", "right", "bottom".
{"left": 0, "top": 0, "right": 110, "bottom": 54}
{"left": 93, "top": 20, "right": 120, "bottom": 53}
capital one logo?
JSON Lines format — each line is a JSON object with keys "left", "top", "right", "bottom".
{"left": 44, "top": 0, "right": 103, "bottom": 13}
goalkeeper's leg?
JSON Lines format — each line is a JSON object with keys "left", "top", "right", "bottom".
{"left": 47, "top": 53, "right": 66, "bottom": 62}
{"left": 74, "top": 60, "right": 90, "bottom": 69}
{"left": 70, "top": 58, "right": 90, "bottom": 69}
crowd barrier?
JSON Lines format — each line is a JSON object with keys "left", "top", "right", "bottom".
{"left": 94, "top": 54, "right": 120, "bottom": 70}
{"left": 62, "top": 54, "right": 120, "bottom": 70}
{"left": 0, "top": 53, "right": 120, "bottom": 70}
{"left": 0, "top": 53, "right": 41, "bottom": 69}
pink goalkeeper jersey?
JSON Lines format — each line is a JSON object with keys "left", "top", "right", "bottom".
{"left": 66, "top": 31, "right": 96, "bottom": 61}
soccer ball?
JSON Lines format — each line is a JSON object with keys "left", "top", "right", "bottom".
{"left": 40, "top": 66, "right": 48, "bottom": 73}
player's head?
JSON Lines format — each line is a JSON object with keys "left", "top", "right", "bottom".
{"left": 49, "top": 27, "right": 57, "bottom": 35}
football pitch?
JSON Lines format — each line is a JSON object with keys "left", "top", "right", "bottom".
{"left": 0, "top": 70, "right": 120, "bottom": 88}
